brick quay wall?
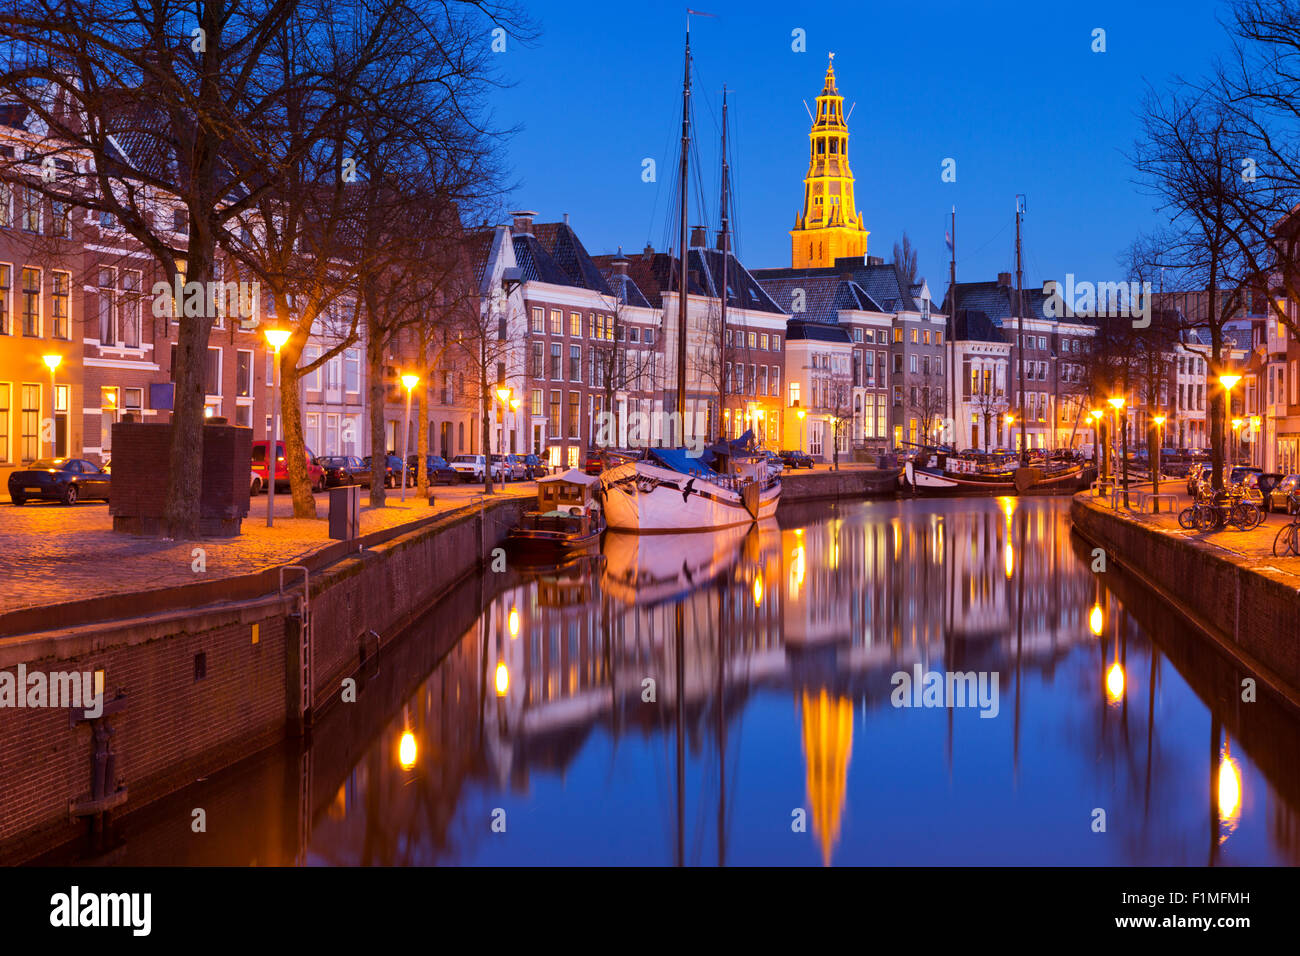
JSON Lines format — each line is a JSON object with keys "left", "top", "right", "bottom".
{"left": 1070, "top": 493, "right": 1300, "bottom": 710}
{"left": 0, "top": 496, "right": 527, "bottom": 862}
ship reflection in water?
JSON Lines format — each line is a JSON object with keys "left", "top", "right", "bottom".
{"left": 71, "top": 497, "right": 1300, "bottom": 865}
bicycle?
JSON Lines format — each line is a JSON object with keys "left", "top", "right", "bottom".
{"left": 1273, "top": 493, "right": 1300, "bottom": 557}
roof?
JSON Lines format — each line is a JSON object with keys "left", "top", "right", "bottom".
{"left": 786, "top": 319, "right": 852, "bottom": 343}
{"left": 752, "top": 259, "right": 921, "bottom": 312}
{"left": 950, "top": 309, "right": 1007, "bottom": 344}
{"left": 538, "top": 468, "right": 600, "bottom": 487}
{"left": 756, "top": 274, "right": 885, "bottom": 322}
{"left": 944, "top": 279, "right": 1081, "bottom": 327}
{"left": 620, "top": 246, "right": 785, "bottom": 315}
{"left": 532, "top": 222, "right": 613, "bottom": 294}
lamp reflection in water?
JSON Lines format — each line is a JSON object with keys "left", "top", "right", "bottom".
{"left": 1089, "top": 603, "right": 1104, "bottom": 637}
{"left": 508, "top": 606, "right": 519, "bottom": 639}
{"left": 398, "top": 731, "right": 417, "bottom": 769}
{"left": 495, "top": 662, "right": 510, "bottom": 697}
{"left": 1218, "top": 737, "right": 1242, "bottom": 843}
{"left": 752, "top": 572, "right": 764, "bottom": 607}
{"left": 1105, "top": 659, "right": 1125, "bottom": 704}
{"left": 999, "top": 496, "right": 1016, "bottom": 579}
{"left": 800, "top": 689, "right": 853, "bottom": 866}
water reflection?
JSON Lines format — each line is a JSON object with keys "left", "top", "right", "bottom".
{"left": 44, "top": 497, "right": 1300, "bottom": 866}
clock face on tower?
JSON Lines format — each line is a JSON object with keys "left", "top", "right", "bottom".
{"left": 790, "top": 55, "right": 869, "bottom": 268}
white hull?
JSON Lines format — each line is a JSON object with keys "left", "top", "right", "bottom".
{"left": 600, "top": 460, "right": 781, "bottom": 532}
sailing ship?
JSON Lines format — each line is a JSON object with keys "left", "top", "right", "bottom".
{"left": 901, "top": 446, "right": 1088, "bottom": 495}
{"left": 599, "top": 28, "right": 781, "bottom": 532}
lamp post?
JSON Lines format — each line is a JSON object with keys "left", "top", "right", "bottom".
{"left": 509, "top": 397, "right": 521, "bottom": 455}
{"left": 1004, "top": 412, "right": 1014, "bottom": 450}
{"left": 1152, "top": 414, "right": 1166, "bottom": 512}
{"left": 1108, "top": 396, "right": 1128, "bottom": 508}
{"left": 263, "top": 326, "right": 291, "bottom": 527}
{"left": 797, "top": 408, "right": 806, "bottom": 455}
{"left": 42, "top": 354, "right": 61, "bottom": 458}
{"left": 1089, "top": 408, "right": 1104, "bottom": 480}
{"left": 1231, "top": 417, "right": 1243, "bottom": 472}
{"left": 1218, "top": 373, "right": 1241, "bottom": 479}
{"left": 400, "top": 373, "right": 419, "bottom": 501}
{"left": 1249, "top": 415, "right": 1261, "bottom": 469}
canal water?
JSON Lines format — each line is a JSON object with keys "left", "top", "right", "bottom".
{"left": 45, "top": 496, "right": 1300, "bottom": 865}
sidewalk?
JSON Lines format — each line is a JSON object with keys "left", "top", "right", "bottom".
{"left": 1083, "top": 481, "right": 1300, "bottom": 571}
{"left": 0, "top": 482, "right": 533, "bottom": 617}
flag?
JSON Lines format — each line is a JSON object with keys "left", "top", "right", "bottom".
{"left": 687, "top": 8, "right": 717, "bottom": 16}
{"left": 945, "top": 231, "right": 954, "bottom": 252}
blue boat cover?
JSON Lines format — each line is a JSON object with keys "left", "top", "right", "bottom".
{"left": 649, "top": 447, "right": 722, "bottom": 479}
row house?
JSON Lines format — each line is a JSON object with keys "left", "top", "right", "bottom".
{"left": 622, "top": 228, "right": 787, "bottom": 448}
{"left": 473, "top": 211, "right": 663, "bottom": 470}
{"left": 949, "top": 309, "right": 1012, "bottom": 452}
{"left": 945, "top": 274, "right": 1096, "bottom": 452}
{"left": 781, "top": 320, "right": 853, "bottom": 457}
{"left": 754, "top": 255, "right": 947, "bottom": 455}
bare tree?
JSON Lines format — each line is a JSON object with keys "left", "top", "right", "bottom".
{"left": 893, "top": 233, "right": 918, "bottom": 288}
{"left": 906, "top": 367, "right": 946, "bottom": 447}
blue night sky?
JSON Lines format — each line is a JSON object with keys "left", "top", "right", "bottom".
{"left": 489, "top": 0, "right": 1236, "bottom": 296}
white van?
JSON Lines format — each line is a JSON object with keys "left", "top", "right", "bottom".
{"left": 449, "top": 454, "right": 510, "bottom": 482}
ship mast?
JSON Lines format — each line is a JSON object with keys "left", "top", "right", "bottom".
{"left": 675, "top": 26, "right": 691, "bottom": 427}
{"left": 718, "top": 85, "right": 730, "bottom": 441}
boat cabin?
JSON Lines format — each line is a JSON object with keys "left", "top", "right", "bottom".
{"left": 535, "top": 468, "right": 601, "bottom": 517}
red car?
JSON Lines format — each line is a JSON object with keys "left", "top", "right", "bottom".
{"left": 251, "top": 440, "right": 325, "bottom": 492}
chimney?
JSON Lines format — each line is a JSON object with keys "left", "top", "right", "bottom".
{"left": 610, "top": 246, "right": 629, "bottom": 277}
{"left": 642, "top": 242, "right": 654, "bottom": 260}
{"left": 563, "top": 212, "right": 569, "bottom": 226}
{"left": 690, "top": 224, "right": 707, "bottom": 248}
{"left": 866, "top": 255, "right": 884, "bottom": 267}
{"left": 716, "top": 229, "right": 730, "bottom": 251}
{"left": 997, "top": 272, "right": 1012, "bottom": 288}
{"left": 510, "top": 210, "right": 537, "bottom": 236}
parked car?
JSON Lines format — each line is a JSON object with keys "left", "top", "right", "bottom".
{"left": 584, "top": 452, "right": 605, "bottom": 476}
{"left": 779, "top": 449, "right": 814, "bottom": 469}
{"left": 1270, "top": 474, "right": 1300, "bottom": 512}
{"left": 252, "top": 440, "right": 326, "bottom": 492}
{"left": 317, "top": 455, "right": 365, "bottom": 487}
{"left": 521, "top": 454, "right": 547, "bottom": 479}
{"left": 503, "top": 454, "right": 530, "bottom": 480}
{"left": 9, "top": 458, "right": 111, "bottom": 505}
{"left": 449, "top": 454, "right": 509, "bottom": 482}
{"left": 250, "top": 469, "right": 263, "bottom": 496}
{"left": 761, "top": 450, "right": 785, "bottom": 479}
{"left": 407, "top": 454, "right": 459, "bottom": 485}
{"left": 361, "top": 454, "right": 413, "bottom": 488}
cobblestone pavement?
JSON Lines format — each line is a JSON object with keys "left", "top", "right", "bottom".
{"left": 1083, "top": 483, "right": 1300, "bottom": 574}
{"left": 0, "top": 481, "right": 533, "bottom": 616}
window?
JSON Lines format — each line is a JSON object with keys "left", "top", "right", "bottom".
{"left": 0, "top": 186, "right": 9, "bottom": 227}
{"left": 725, "top": 329, "right": 732, "bottom": 347}
{"left": 121, "top": 270, "right": 140, "bottom": 346}
{"left": 569, "top": 345, "right": 582, "bottom": 382}
{"left": 935, "top": 332, "right": 942, "bottom": 345}
{"left": 549, "top": 390, "right": 561, "bottom": 436}
{"left": 910, "top": 329, "right": 918, "bottom": 343}
{"left": 531, "top": 307, "right": 544, "bottom": 333}
{"left": 0, "top": 383, "right": 8, "bottom": 460}
{"left": 205, "top": 347, "right": 222, "bottom": 395}
{"left": 760, "top": 333, "right": 769, "bottom": 350}
{"left": 771, "top": 335, "right": 780, "bottom": 351}
{"left": 630, "top": 327, "right": 640, "bottom": 343}
{"left": 498, "top": 314, "right": 507, "bottom": 341}
{"left": 568, "top": 392, "right": 580, "bottom": 438}
{"left": 21, "top": 185, "right": 41, "bottom": 233}
{"left": 1038, "top": 336, "right": 1046, "bottom": 350}
{"left": 531, "top": 342, "right": 544, "bottom": 378}
{"left": 853, "top": 328, "right": 863, "bottom": 342}
{"left": 922, "top": 330, "right": 931, "bottom": 345}
{"left": 909, "top": 354, "right": 918, "bottom": 374}
{"left": 759, "top": 366, "right": 768, "bottom": 395}
{"left": 735, "top": 364, "right": 745, "bottom": 393}
{"left": 0, "top": 264, "right": 9, "bottom": 334}
{"left": 531, "top": 388, "right": 542, "bottom": 416}
{"left": 771, "top": 366, "right": 780, "bottom": 396}
{"left": 789, "top": 381, "right": 800, "bottom": 405}
{"left": 570, "top": 312, "right": 582, "bottom": 337}
{"left": 549, "top": 309, "right": 562, "bottom": 335}
{"left": 303, "top": 345, "right": 321, "bottom": 390}
{"left": 21, "top": 383, "right": 40, "bottom": 461}
{"left": 21, "top": 267, "right": 39, "bottom": 335}
{"left": 747, "top": 331, "right": 757, "bottom": 349}
{"left": 644, "top": 328, "right": 655, "bottom": 346}
{"left": 894, "top": 327, "right": 903, "bottom": 343}
{"left": 550, "top": 343, "right": 561, "bottom": 379}
{"left": 344, "top": 349, "right": 360, "bottom": 393}
{"left": 51, "top": 201, "right": 71, "bottom": 238}
{"left": 173, "top": 208, "right": 187, "bottom": 233}
{"left": 236, "top": 350, "right": 253, "bottom": 397}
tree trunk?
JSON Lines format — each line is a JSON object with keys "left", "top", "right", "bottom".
{"left": 416, "top": 383, "right": 429, "bottom": 500}
{"left": 162, "top": 255, "right": 215, "bottom": 539}
{"left": 278, "top": 341, "right": 318, "bottom": 518}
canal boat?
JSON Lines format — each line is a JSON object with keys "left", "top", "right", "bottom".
{"left": 598, "top": 37, "right": 780, "bottom": 534}
{"left": 901, "top": 448, "right": 1086, "bottom": 496}
{"left": 506, "top": 469, "right": 605, "bottom": 561}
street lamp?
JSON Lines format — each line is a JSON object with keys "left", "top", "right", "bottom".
{"left": 1219, "top": 373, "right": 1241, "bottom": 470}
{"left": 42, "top": 354, "right": 61, "bottom": 458}
{"left": 1108, "top": 396, "right": 1128, "bottom": 508}
{"left": 1089, "top": 408, "right": 1105, "bottom": 482}
{"left": 1249, "top": 415, "right": 1261, "bottom": 468}
{"left": 1152, "top": 414, "right": 1167, "bottom": 511}
{"left": 400, "top": 373, "right": 419, "bottom": 501}
{"left": 797, "top": 408, "right": 806, "bottom": 455}
{"left": 263, "top": 326, "right": 291, "bottom": 527}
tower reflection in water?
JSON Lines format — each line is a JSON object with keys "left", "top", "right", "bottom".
{"left": 72, "top": 498, "right": 1300, "bottom": 866}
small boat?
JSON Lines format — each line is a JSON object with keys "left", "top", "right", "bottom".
{"left": 506, "top": 469, "right": 605, "bottom": 560}
{"left": 901, "top": 447, "right": 1085, "bottom": 496}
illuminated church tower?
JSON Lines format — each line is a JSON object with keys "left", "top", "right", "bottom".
{"left": 790, "top": 54, "right": 869, "bottom": 268}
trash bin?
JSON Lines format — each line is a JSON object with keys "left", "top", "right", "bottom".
{"left": 328, "top": 484, "right": 359, "bottom": 541}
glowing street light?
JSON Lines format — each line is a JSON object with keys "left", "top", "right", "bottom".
{"left": 1219, "top": 373, "right": 1241, "bottom": 466}
{"left": 400, "top": 373, "right": 419, "bottom": 501}
{"left": 1108, "top": 396, "right": 1129, "bottom": 508}
{"left": 42, "top": 354, "right": 62, "bottom": 458}
{"left": 263, "top": 326, "right": 291, "bottom": 527}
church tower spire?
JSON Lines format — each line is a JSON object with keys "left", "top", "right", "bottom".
{"left": 790, "top": 53, "right": 869, "bottom": 268}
